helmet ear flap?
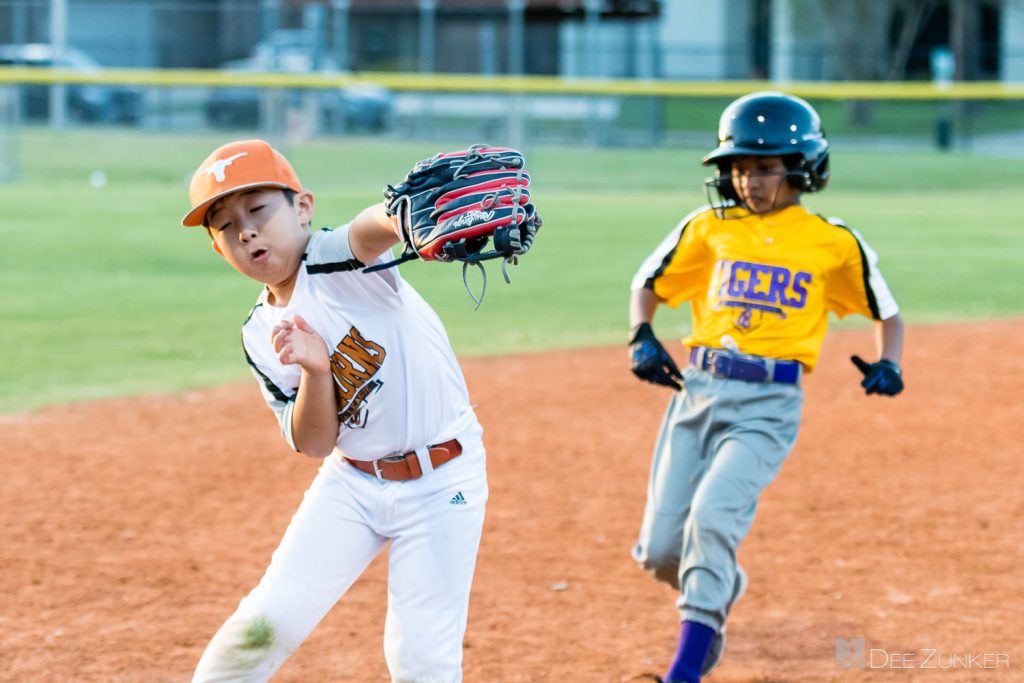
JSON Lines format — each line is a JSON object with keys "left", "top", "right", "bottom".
{"left": 810, "top": 151, "right": 830, "bottom": 191}
{"left": 783, "top": 153, "right": 810, "bottom": 191}
{"left": 714, "top": 163, "right": 740, "bottom": 203}
{"left": 783, "top": 152, "right": 831, "bottom": 192}
{"left": 786, "top": 167, "right": 812, "bottom": 191}
{"left": 805, "top": 155, "right": 831, "bottom": 191}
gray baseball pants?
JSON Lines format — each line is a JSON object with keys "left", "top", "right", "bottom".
{"left": 632, "top": 365, "right": 803, "bottom": 632}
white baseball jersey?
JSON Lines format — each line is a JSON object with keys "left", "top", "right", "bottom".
{"left": 194, "top": 223, "right": 489, "bottom": 682}
{"left": 241, "top": 224, "right": 478, "bottom": 460}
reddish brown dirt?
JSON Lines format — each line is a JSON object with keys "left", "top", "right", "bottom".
{"left": 2, "top": 321, "right": 1022, "bottom": 682}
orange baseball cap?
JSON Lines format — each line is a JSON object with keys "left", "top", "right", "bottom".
{"left": 182, "top": 139, "right": 303, "bottom": 227}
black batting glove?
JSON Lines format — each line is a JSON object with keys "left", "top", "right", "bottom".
{"left": 630, "top": 323, "right": 683, "bottom": 390}
{"left": 850, "top": 355, "right": 904, "bottom": 396}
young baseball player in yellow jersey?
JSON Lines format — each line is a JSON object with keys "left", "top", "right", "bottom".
{"left": 628, "top": 92, "right": 906, "bottom": 683}
{"left": 182, "top": 139, "right": 489, "bottom": 682}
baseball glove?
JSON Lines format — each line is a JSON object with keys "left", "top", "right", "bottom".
{"left": 365, "top": 144, "right": 542, "bottom": 306}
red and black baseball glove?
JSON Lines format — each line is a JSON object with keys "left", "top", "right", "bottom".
{"left": 365, "top": 144, "right": 542, "bottom": 305}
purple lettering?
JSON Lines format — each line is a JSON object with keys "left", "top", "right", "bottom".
{"left": 768, "top": 267, "right": 792, "bottom": 305}
{"left": 791, "top": 271, "right": 812, "bottom": 307}
{"left": 727, "top": 262, "right": 749, "bottom": 297}
{"left": 743, "top": 263, "right": 769, "bottom": 302}
{"left": 714, "top": 261, "right": 732, "bottom": 298}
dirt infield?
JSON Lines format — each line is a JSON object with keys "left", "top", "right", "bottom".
{"left": 2, "top": 320, "right": 1022, "bottom": 682}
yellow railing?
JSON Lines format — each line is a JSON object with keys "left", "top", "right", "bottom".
{"left": 1, "top": 67, "right": 1023, "bottom": 100}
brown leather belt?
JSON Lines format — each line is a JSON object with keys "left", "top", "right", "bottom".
{"left": 345, "top": 438, "right": 462, "bottom": 481}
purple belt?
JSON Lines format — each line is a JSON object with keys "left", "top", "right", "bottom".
{"left": 689, "top": 346, "right": 802, "bottom": 385}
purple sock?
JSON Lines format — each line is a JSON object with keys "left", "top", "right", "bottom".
{"left": 664, "top": 620, "right": 716, "bottom": 683}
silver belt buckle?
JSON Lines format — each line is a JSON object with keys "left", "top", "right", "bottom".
{"left": 700, "top": 347, "right": 716, "bottom": 373}
{"left": 373, "top": 452, "right": 408, "bottom": 480}
{"left": 709, "top": 348, "right": 732, "bottom": 378}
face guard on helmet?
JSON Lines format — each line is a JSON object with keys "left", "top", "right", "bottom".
{"left": 702, "top": 91, "right": 830, "bottom": 218}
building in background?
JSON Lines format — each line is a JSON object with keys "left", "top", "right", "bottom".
{"left": 0, "top": 0, "right": 1021, "bottom": 82}
{"left": 0, "top": 0, "right": 661, "bottom": 75}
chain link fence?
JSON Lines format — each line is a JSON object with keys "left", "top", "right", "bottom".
{"left": 6, "top": 74, "right": 1024, "bottom": 149}
{"left": 3, "top": 76, "right": 1024, "bottom": 156}
{"left": 0, "top": 86, "right": 18, "bottom": 180}
{"left": 1, "top": 1, "right": 1024, "bottom": 160}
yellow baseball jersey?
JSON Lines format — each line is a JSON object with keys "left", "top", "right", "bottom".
{"left": 632, "top": 204, "right": 899, "bottom": 370}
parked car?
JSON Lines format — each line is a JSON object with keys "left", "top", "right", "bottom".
{"left": 0, "top": 43, "right": 142, "bottom": 124}
{"left": 205, "top": 37, "right": 393, "bottom": 133}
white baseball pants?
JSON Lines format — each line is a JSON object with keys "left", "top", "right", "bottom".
{"left": 192, "top": 430, "right": 487, "bottom": 683}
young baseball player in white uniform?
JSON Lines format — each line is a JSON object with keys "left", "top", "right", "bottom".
{"left": 183, "top": 139, "right": 488, "bottom": 683}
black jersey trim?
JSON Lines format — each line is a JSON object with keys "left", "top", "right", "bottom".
{"left": 242, "top": 301, "right": 262, "bottom": 326}
{"left": 645, "top": 245, "right": 678, "bottom": 290}
{"left": 820, "top": 215, "right": 881, "bottom": 321}
{"left": 306, "top": 258, "right": 365, "bottom": 274}
{"left": 644, "top": 210, "right": 706, "bottom": 290}
{"left": 242, "top": 343, "right": 293, "bottom": 403}
{"left": 300, "top": 226, "right": 365, "bottom": 273}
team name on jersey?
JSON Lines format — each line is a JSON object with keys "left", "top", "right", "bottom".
{"left": 710, "top": 259, "right": 812, "bottom": 317}
{"left": 329, "top": 326, "right": 387, "bottom": 429}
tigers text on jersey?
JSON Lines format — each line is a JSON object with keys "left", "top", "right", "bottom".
{"left": 242, "top": 225, "right": 477, "bottom": 459}
{"left": 632, "top": 204, "right": 899, "bottom": 369}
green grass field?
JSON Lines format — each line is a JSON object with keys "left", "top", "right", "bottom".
{"left": 618, "top": 97, "right": 1024, "bottom": 138}
{"left": 0, "top": 128, "right": 1021, "bottom": 412}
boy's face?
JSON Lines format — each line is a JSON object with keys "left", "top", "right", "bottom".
{"left": 729, "top": 155, "right": 801, "bottom": 214}
{"left": 206, "top": 187, "right": 314, "bottom": 286}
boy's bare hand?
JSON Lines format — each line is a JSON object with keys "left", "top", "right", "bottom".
{"left": 271, "top": 315, "right": 330, "bottom": 376}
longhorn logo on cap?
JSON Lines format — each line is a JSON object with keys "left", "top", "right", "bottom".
{"left": 200, "top": 152, "right": 249, "bottom": 183}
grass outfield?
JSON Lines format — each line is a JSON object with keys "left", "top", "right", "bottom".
{"left": 620, "top": 97, "right": 1024, "bottom": 138}
{"left": 1, "top": 128, "right": 1021, "bottom": 412}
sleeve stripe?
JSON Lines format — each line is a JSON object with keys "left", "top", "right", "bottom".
{"left": 823, "top": 216, "right": 899, "bottom": 321}
{"left": 243, "top": 343, "right": 292, "bottom": 402}
{"left": 630, "top": 206, "right": 707, "bottom": 291}
{"left": 306, "top": 258, "right": 365, "bottom": 275}
{"left": 647, "top": 242, "right": 681, "bottom": 290}
{"left": 300, "top": 225, "right": 363, "bottom": 274}
{"left": 851, "top": 237, "right": 881, "bottom": 320}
